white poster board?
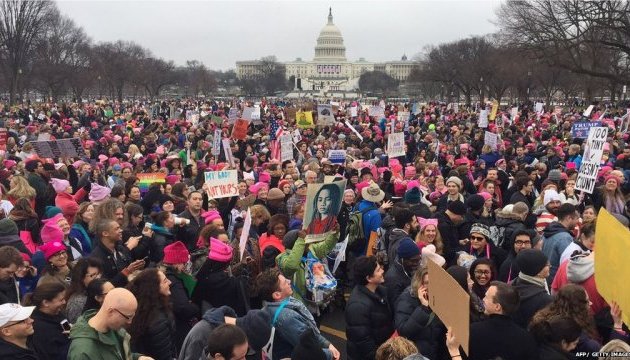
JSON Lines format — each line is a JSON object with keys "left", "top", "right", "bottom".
{"left": 369, "top": 105, "right": 385, "bottom": 118}
{"left": 211, "top": 129, "right": 222, "bottom": 156}
{"left": 239, "top": 208, "right": 252, "bottom": 261}
{"left": 280, "top": 134, "right": 293, "bottom": 162}
{"left": 222, "top": 138, "right": 235, "bottom": 167}
{"left": 484, "top": 131, "right": 498, "bottom": 150}
{"left": 350, "top": 106, "right": 358, "bottom": 117}
{"left": 583, "top": 105, "right": 595, "bottom": 117}
{"left": 205, "top": 170, "right": 238, "bottom": 199}
{"left": 328, "top": 150, "right": 347, "bottom": 164}
{"left": 575, "top": 127, "right": 608, "bottom": 194}
{"left": 478, "top": 110, "right": 489, "bottom": 128}
{"left": 317, "top": 104, "right": 335, "bottom": 126}
{"left": 387, "top": 132, "right": 406, "bottom": 157}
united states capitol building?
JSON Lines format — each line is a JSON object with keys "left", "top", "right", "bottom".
{"left": 236, "top": 9, "right": 417, "bottom": 97}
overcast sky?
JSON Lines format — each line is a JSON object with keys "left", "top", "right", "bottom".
{"left": 56, "top": 0, "right": 501, "bottom": 70}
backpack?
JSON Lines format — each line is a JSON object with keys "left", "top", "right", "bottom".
{"left": 346, "top": 205, "right": 378, "bottom": 252}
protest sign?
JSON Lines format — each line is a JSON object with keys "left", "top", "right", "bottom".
{"left": 205, "top": 170, "right": 238, "bottom": 199}
{"left": 595, "top": 209, "right": 630, "bottom": 326}
{"left": 328, "top": 149, "right": 346, "bottom": 164}
{"left": 292, "top": 128, "right": 302, "bottom": 144}
{"left": 239, "top": 208, "right": 252, "bottom": 261}
{"left": 575, "top": 127, "right": 608, "bottom": 194}
{"left": 583, "top": 105, "right": 595, "bottom": 117}
{"left": 484, "top": 131, "right": 498, "bottom": 150}
{"left": 428, "top": 259, "right": 470, "bottom": 355}
{"left": 571, "top": 121, "right": 602, "bottom": 139}
{"left": 387, "top": 132, "right": 405, "bottom": 157}
{"left": 222, "top": 139, "right": 235, "bottom": 167}
{"left": 280, "top": 134, "right": 293, "bottom": 162}
{"left": 478, "top": 109, "right": 489, "bottom": 128}
{"left": 366, "top": 231, "right": 378, "bottom": 257}
{"left": 397, "top": 111, "right": 410, "bottom": 124}
{"left": 0, "top": 128, "right": 8, "bottom": 146}
{"left": 251, "top": 108, "right": 261, "bottom": 124}
{"left": 332, "top": 235, "right": 348, "bottom": 274}
{"left": 535, "top": 102, "right": 544, "bottom": 114}
{"left": 228, "top": 108, "right": 238, "bottom": 123}
{"left": 350, "top": 106, "right": 358, "bottom": 117}
{"left": 368, "top": 105, "right": 385, "bottom": 118}
{"left": 317, "top": 104, "right": 335, "bottom": 126}
{"left": 186, "top": 110, "right": 200, "bottom": 126}
{"left": 211, "top": 115, "right": 223, "bottom": 125}
{"left": 296, "top": 110, "right": 314, "bottom": 128}
{"left": 32, "top": 138, "right": 83, "bottom": 158}
{"left": 137, "top": 173, "right": 166, "bottom": 193}
{"left": 452, "top": 103, "right": 459, "bottom": 113}
{"left": 302, "top": 179, "right": 347, "bottom": 243}
{"left": 510, "top": 107, "right": 518, "bottom": 119}
{"left": 489, "top": 100, "right": 499, "bottom": 121}
{"left": 211, "top": 129, "right": 222, "bottom": 156}
{"left": 344, "top": 120, "right": 364, "bottom": 142}
{"left": 231, "top": 118, "right": 249, "bottom": 140}
{"left": 242, "top": 107, "right": 255, "bottom": 120}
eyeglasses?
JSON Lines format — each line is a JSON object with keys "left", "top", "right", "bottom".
{"left": 1, "top": 318, "right": 29, "bottom": 328}
{"left": 474, "top": 270, "right": 491, "bottom": 276}
{"left": 112, "top": 308, "right": 134, "bottom": 321}
{"left": 514, "top": 240, "right": 532, "bottom": 246}
{"left": 470, "top": 235, "right": 486, "bottom": 242}
{"left": 52, "top": 251, "right": 68, "bottom": 258}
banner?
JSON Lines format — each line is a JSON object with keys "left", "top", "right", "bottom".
{"left": 575, "top": 127, "right": 608, "bottom": 194}
{"left": 489, "top": 100, "right": 499, "bottom": 121}
{"left": 328, "top": 150, "right": 346, "bottom": 164}
{"left": 296, "top": 110, "right": 314, "bottom": 129}
{"left": 231, "top": 118, "right": 249, "bottom": 140}
{"left": 302, "top": 179, "right": 347, "bottom": 243}
{"left": 387, "top": 132, "right": 405, "bottom": 157}
{"left": 280, "top": 134, "right": 293, "bottom": 162}
{"left": 317, "top": 104, "right": 335, "bottom": 126}
{"left": 137, "top": 173, "right": 166, "bottom": 193}
{"left": 571, "top": 121, "right": 602, "bottom": 139}
{"left": 484, "top": 131, "right": 498, "bottom": 150}
{"left": 32, "top": 138, "right": 83, "bottom": 158}
{"left": 205, "top": 170, "right": 238, "bottom": 199}
{"left": 478, "top": 110, "right": 489, "bottom": 128}
{"left": 211, "top": 129, "right": 222, "bottom": 156}
{"left": 222, "top": 139, "right": 235, "bottom": 167}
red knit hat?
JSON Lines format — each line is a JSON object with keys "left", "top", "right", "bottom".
{"left": 162, "top": 241, "right": 190, "bottom": 264}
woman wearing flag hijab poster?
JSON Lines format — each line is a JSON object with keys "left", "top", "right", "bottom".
{"left": 304, "top": 179, "right": 346, "bottom": 243}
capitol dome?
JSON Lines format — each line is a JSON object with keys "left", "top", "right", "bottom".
{"left": 314, "top": 8, "right": 347, "bottom": 62}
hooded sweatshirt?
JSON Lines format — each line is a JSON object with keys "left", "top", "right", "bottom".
{"left": 552, "top": 254, "right": 607, "bottom": 315}
{"left": 541, "top": 222, "right": 574, "bottom": 284}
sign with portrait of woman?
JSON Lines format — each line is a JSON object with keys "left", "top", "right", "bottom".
{"left": 302, "top": 179, "right": 347, "bottom": 243}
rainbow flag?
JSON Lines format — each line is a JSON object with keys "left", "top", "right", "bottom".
{"left": 137, "top": 173, "right": 166, "bottom": 193}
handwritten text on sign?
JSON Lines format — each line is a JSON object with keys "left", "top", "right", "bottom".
{"left": 205, "top": 170, "right": 238, "bottom": 199}
{"left": 575, "top": 127, "right": 608, "bottom": 194}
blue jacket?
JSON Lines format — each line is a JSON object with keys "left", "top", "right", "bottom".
{"left": 479, "top": 151, "right": 501, "bottom": 168}
{"left": 264, "top": 297, "right": 330, "bottom": 360}
{"left": 356, "top": 200, "right": 381, "bottom": 255}
{"left": 568, "top": 154, "right": 583, "bottom": 170}
{"left": 541, "top": 222, "right": 574, "bottom": 284}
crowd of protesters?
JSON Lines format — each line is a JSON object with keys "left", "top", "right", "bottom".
{"left": 0, "top": 97, "right": 628, "bottom": 360}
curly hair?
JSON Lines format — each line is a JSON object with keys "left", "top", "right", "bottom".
{"left": 126, "top": 268, "right": 172, "bottom": 342}
{"left": 530, "top": 284, "right": 597, "bottom": 338}
{"left": 375, "top": 337, "right": 418, "bottom": 360}
{"left": 7, "top": 175, "right": 36, "bottom": 199}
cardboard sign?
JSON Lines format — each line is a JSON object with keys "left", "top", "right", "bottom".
{"left": 137, "top": 173, "right": 166, "bottom": 193}
{"left": 211, "top": 129, "right": 222, "bottom": 156}
{"left": 280, "top": 134, "right": 293, "bottom": 162}
{"left": 484, "top": 131, "right": 498, "bottom": 150}
{"left": 428, "top": 259, "right": 470, "bottom": 355}
{"left": 575, "top": 127, "right": 608, "bottom": 194}
{"left": 204, "top": 170, "right": 238, "bottom": 199}
{"left": 366, "top": 231, "right": 378, "bottom": 257}
{"left": 571, "top": 121, "right": 602, "bottom": 139}
{"left": 328, "top": 150, "right": 346, "bottom": 164}
{"left": 317, "top": 104, "right": 335, "bottom": 126}
{"left": 32, "top": 138, "right": 83, "bottom": 159}
{"left": 296, "top": 110, "right": 314, "bottom": 128}
{"left": 387, "top": 132, "right": 405, "bottom": 157}
{"left": 302, "top": 179, "right": 347, "bottom": 243}
{"left": 478, "top": 110, "right": 489, "bottom": 128}
{"left": 489, "top": 100, "right": 499, "bottom": 121}
{"left": 222, "top": 139, "right": 235, "bottom": 167}
{"left": 595, "top": 209, "right": 630, "bottom": 326}
{"left": 231, "top": 118, "right": 249, "bottom": 140}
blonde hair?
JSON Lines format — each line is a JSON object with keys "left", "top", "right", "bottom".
{"left": 249, "top": 204, "right": 271, "bottom": 223}
{"left": 416, "top": 225, "right": 444, "bottom": 255}
{"left": 7, "top": 175, "right": 36, "bottom": 199}
{"left": 375, "top": 337, "right": 418, "bottom": 360}
{"left": 410, "top": 266, "right": 429, "bottom": 298}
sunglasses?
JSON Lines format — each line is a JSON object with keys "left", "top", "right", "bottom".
{"left": 470, "top": 235, "right": 486, "bottom": 242}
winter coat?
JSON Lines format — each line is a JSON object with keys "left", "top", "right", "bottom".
{"left": 164, "top": 267, "right": 199, "bottom": 351}
{"left": 468, "top": 314, "right": 539, "bottom": 360}
{"left": 130, "top": 309, "right": 177, "bottom": 360}
{"left": 174, "top": 209, "right": 204, "bottom": 252}
{"left": 89, "top": 240, "right": 133, "bottom": 287}
{"left": 538, "top": 343, "right": 572, "bottom": 359}
{"left": 435, "top": 211, "right": 462, "bottom": 266}
{"left": 494, "top": 211, "right": 527, "bottom": 251}
{"left": 27, "top": 172, "right": 52, "bottom": 219}
{"left": 345, "top": 285, "right": 394, "bottom": 360}
{"left": 353, "top": 199, "right": 381, "bottom": 256}
{"left": 0, "top": 338, "right": 39, "bottom": 360}
{"left": 30, "top": 308, "right": 70, "bottom": 360}
{"left": 394, "top": 287, "right": 445, "bottom": 360}
{"left": 387, "top": 228, "right": 409, "bottom": 267}
{"left": 148, "top": 226, "right": 175, "bottom": 264}
{"left": 67, "top": 309, "right": 141, "bottom": 360}
{"left": 192, "top": 260, "right": 248, "bottom": 316}
{"left": 177, "top": 306, "right": 233, "bottom": 360}
{"left": 54, "top": 188, "right": 87, "bottom": 226}
{"left": 0, "top": 277, "right": 19, "bottom": 305}
{"left": 511, "top": 277, "right": 553, "bottom": 328}
{"left": 0, "top": 233, "right": 32, "bottom": 256}
{"left": 69, "top": 221, "right": 94, "bottom": 255}
{"left": 384, "top": 259, "right": 411, "bottom": 308}
{"left": 12, "top": 216, "right": 41, "bottom": 250}
{"left": 468, "top": 241, "right": 507, "bottom": 271}
{"left": 542, "top": 222, "right": 574, "bottom": 284}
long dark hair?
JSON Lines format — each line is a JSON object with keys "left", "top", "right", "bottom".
{"left": 65, "top": 257, "right": 103, "bottom": 300}
{"left": 24, "top": 282, "right": 66, "bottom": 308}
{"left": 82, "top": 278, "right": 110, "bottom": 314}
{"left": 8, "top": 197, "right": 37, "bottom": 220}
{"left": 126, "top": 268, "right": 172, "bottom": 341}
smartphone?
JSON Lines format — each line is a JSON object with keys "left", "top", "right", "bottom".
{"left": 60, "top": 319, "right": 71, "bottom": 332}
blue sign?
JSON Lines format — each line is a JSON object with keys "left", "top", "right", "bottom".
{"left": 572, "top": 121, "right": 602, "bottom": 139}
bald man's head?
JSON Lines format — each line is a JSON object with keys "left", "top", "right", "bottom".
{"left": 99, "top": 288, "right": 137, "bottom": 330}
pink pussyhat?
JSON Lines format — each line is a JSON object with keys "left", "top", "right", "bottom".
{"left": 202, "top": 210, "right": 222, "bottom": 225}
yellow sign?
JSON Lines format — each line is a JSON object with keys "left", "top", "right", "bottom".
{"left": 296, "top": 110, "right": 314, "bottom": 129}
{"left": 489, "top": 100, "right": 499, "bottom": 121}
{"left": 595, "top": 209, "right": 630, "bottom": 325}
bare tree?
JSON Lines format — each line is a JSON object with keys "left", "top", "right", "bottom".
{"left": 136, "top": 57, "right": 176, "bottom": 99}
{"left": 0, "top": 0, "right": 55, "bottom": 104}
{"left": 92, "top": 40, "right": 146, "bottom": 101}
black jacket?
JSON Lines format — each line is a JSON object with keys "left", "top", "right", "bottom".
{"left": 192, "top": 260, "right": 248, "bottom": 316}
{"left": 149, "top": 230, "right": 175, "bottom": 264}
{"left": 383, "top": 259, "right": 411, "bottom": 307}
{"left": 435, "top": 211, "right": 462, "bottom": 266}
{"left": 89, "top": 240, "right": 132, "bottom": 287}
{"left": 469, "top": 314, "right": 539, "bottom": 360}
{"left": 30, "top": 309, "right": 70, "bottom": 360}
{"left": 345, "top": 285, "right": 394, "bottom": 360}
{"left": 495, "top": 214, "right": 527, "bottom": 251}
{"left": 0, "top": 234, "right": 32, "bottom": 257}
{"left": 131, "top": 309, "right": 177, "bottom": 360}
{"left": 165, "top": 267, "right": 200, "bottom": 351}
{"left": 175, "top": 209, "right": 203, "bottom": 252}
{"left": 538, "top": 343, "right": 572, "bottom": 360}
{"left": 394, "top": 287, "right": 446, "bottom": 360}
{"left": 511, "top": 277, "right": 553, "bottom": 328}
{"left": 0, "top": 338, "right": 39, "bottom": 360}
{"left": 0, "top": 277, "right": 19, "bottom": 305}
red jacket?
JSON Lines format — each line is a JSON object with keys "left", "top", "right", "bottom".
{"left": 55, "top": 188, "right": 87, "bottom": 225}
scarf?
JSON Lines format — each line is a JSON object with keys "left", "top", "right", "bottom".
{"left": 518, "top": 272, "right": 550, "bottom": 295}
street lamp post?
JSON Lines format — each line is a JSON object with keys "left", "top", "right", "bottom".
{"left": 526, "top": 71, "right": 532, "bottom": 104}
{"left": 479, "top": 76, "right": 484, "bottom": 105}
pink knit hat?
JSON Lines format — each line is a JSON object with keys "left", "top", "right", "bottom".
{"left": 202, "top": 210, "right": 222, "bottom": 225}
{"left": 50, "top": 178, "right": 69, "bottom": 193}
{"left": 355, "top": 181, "right": 370, "bottom": 196}
{"left": 258, "top": 171, "right": 271, "bottom": 184}
{"left": 89, "top": 183, "right": 111, "bottom": 202}
{"left": 162, "top": 241, "right": 190, "bottom": 264}
{"left": 404, "top": 166, "right": 416, "bottom": 179}
{"left": 41, "top": 214, "right": 65, "bottom": 244}
{"left": 208, "top": 238, "right": 233, "bottom": 262}
{"left": 478, "top": 192, "right": 493, "bottom": 201}
{"left": 407, "top": 180, "right": 420, "bottom": 191}
{"left": 165, "top": 175, "right": 180, "bottom": 185}
{"left": 249, "top": 182, "right": 268, "bottom": 195}
{"left": 41, "top": 241, "right": 66, "bottom": 261}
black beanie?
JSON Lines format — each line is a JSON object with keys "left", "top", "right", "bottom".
{"left": 447, "top": 265, "right": 469, "bottom": 293}
{"left": 447, "top": 200, "right": 467, "bottom": 216}
{"left": 0, "top": 218, "right": 18, "bottom": 236}
{"left": 516, "top": 249, "right": 549, "bottom": 277}
{"left": 282, "top": 229, "right": 300, "bottom": 250}
{"left": 465, "top": 194, "right": 485, "bottom": 212}
{"left": 235, "top": 310, "right": 272, "bottom": 352}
